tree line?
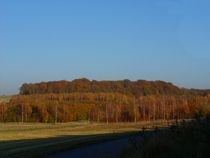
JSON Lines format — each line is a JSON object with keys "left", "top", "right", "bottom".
{"left": 1, "top": 79, "right": 210, "bottom": 123}
{"left": 1, "top": 93, "right": 210, "bottom": 123}
{"left": 19, "top": 78, "right": 210, "bottom": 96}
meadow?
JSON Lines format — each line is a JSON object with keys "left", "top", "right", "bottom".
{"left": 0, "top": 120, "right": 172, "bottom": 158}
{"left": 0, "top": 96, "right": 11, "bottom": 104}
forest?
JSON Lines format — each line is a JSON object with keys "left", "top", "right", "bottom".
{"left": 19, "top": 78, "right": 209, "bottom": 96}
{"left": 0, "top": 79, "right": 210, "bottom": 123}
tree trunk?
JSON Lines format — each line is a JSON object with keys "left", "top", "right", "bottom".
{"left": 106, "top": 104, "right": 109, "bottom": 124}
{"left": 133, "top": 98, "right": 137, "bottom": 123}
{"left": 55, "top": 104, "right": 57, "bottom": 124}
{"left": 153, "top": 103, "right": 156, "bottom": 121}
{"left": 21, "top": 104, "right": 24, "bottom": 123}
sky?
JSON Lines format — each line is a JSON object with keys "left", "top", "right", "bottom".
{"left": 0, "top": 0, "right": 210, "bottom": 95}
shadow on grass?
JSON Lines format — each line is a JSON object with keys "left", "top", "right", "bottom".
{"left": 0, "top": 129, "right": 157, "bottom": 158}
{"left": 120, "top": 119, "right": 210, "bottom": 158}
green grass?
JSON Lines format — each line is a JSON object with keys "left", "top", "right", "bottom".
{"left": 0, "top": 120, "right": 173, "bottom": 158}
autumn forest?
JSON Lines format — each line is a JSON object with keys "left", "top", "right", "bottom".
{"left": 1, "top": 79, "right": 210, "bottom": 123}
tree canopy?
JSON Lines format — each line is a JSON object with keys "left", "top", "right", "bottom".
{"left": 19, "top": 78, "right": 209, "bottom": 96}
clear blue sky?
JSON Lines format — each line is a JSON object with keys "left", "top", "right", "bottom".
{"left": 0, "top": 0, "right": 210, "bottom": 95}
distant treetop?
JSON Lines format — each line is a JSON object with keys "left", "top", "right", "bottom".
{"left": 19, "top": 78, "right": 209, "bottom": 96}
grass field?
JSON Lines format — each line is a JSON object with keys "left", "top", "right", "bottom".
{"left": 0, "top": 120, "right": 172, "bottom": 158}
{"left": 0, "top": 96, "right": 12, "bottom": 103}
